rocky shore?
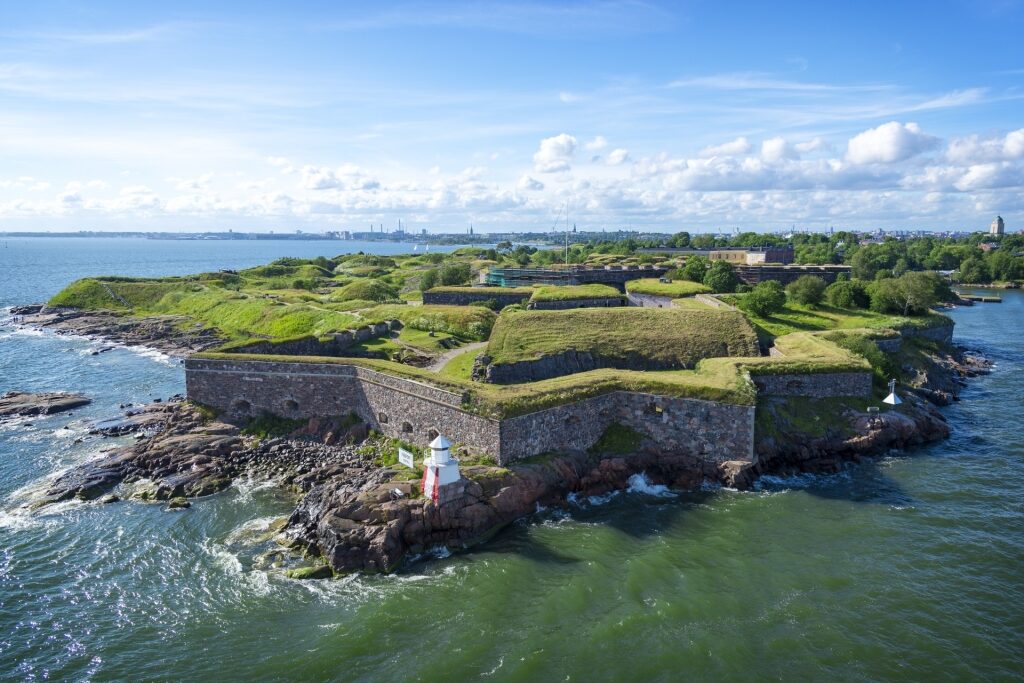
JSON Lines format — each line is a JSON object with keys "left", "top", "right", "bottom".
{"left": 9, "top": 305, "right": 222, "bottom": 357}
{"left": 0, "top": 391, "right": 91, "bottom": 420}
{"left": 25, "top": 345, "right": 986, "bottom": 575}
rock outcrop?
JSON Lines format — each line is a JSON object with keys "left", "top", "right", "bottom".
{"left": 10, "top": 306, "right": 222, "bottom": 356}
{"left": 0, "top": 391, "right": 91, "bottom": 419}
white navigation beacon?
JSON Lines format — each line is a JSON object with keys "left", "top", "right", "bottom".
{"left": 421, "top": 434, "right": 461, "bottom": 502}
{"left": 883, "top": 378, "right": 902, "bottom": 406}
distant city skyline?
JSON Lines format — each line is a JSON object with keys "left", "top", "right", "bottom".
{"left": 1, "top": 0, "right": 1022, "bottom": 233}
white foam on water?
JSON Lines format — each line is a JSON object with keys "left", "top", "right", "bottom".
{"left": 127, "top": 345, "right": 178, "bottom": 367}
{"left": 232, "top": 474, "right": 282, "bottom": 501}
{"left": 222, "top": 515, "right": 285, "bottom": 546}
{"left": 586, "top": 490, "right": 620, "bottom": 506}
{"left": 203, "top": 538, "right": 244, "bottom": 575}
{"left": 626, "top": 472, "right": 677, "bottom": 498}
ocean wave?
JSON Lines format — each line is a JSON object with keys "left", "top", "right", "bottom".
{"left": 626, "top": 472, "right": 677, "bottom": 498}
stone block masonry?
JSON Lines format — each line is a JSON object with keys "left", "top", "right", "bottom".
{"left": 185, "top": 357, "right": 757, "bottom": 465}
{"left": 752, "top": 372, "right": 872, "bottom": 398}
{"left": 423, "top": 289, "right": 531, "bottom": 308}
{"left": 186, "top": 358, "right": 502, "bottom": 457}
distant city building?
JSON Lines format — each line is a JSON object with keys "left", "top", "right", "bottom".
{"left": 990, "top": 215, "right": 1005, "bottom": 236}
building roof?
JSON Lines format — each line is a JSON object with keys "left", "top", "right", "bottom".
{"left": 429, "top": 435, "right": 451, "bottom": 450}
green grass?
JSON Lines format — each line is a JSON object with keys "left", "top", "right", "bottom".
{"left": 589, "top": 423, "right": 644, "bottom": 454}
{"left": 671, "top": 297, "right": 716, "bottom": 310}
{"left": 428, "top": 285, "right": 535, "bottom": 296}
{"left": 362, "top": 304, "right": 496, "bottom": 340}
{"left": 625, "top": 278, "right": 711, "bottom": 297}
{"left": 486, "top": 307, "right": 759, "bottom": 368}
{"left": 438, "top": 346, "right": 481, "bottom": 380}
{"left": 529, "top": 284, "right": 623, "bottom": 302}
{"left": 737, "top": 300, "right": 951, "bottom": 339}
{"left": 241, "top": 414, "right": 306, "bottom": 440}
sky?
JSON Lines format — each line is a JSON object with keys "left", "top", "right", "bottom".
{"left": 1, "top": 0, "right": 1022, "bottom": 234}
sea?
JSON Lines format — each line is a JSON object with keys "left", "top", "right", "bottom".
{"left": 1, "top": 237, "right": 1021, "bottom": 681}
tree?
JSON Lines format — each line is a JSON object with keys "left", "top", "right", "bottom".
{"left": 956, "top": 256, "right": 989, "bottom": 284}
{"left": 703, "top": 260, "right": 738, "bottom": 293}
{"left": 496, "top": 240, "right": 513, "bottom": 253}
{"left": 741, "top": 280, "right": 786, "bottom": 317}
{"left": 681, "top": 255, "right": 709, "bottom": 283}
{"left": 668, "top": 231, "right": 691, "bottom": 248}
{"left": 418, "top": 269, "right": 439, "bottom": 292}
{"left": 786, "top": 275, "right": 827, "bottom": 306}
{"left": 867, "top": 272, "right": 943, "bottom": 316}
{"left": 825, "top": 279, "right": 869, "bottom": 309}
{"left": 439, "top": 262, "right": 472, "bottom": 286}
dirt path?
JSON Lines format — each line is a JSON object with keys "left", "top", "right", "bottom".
{"left": 426, "top": 341, "right": 487, "bottom": 372}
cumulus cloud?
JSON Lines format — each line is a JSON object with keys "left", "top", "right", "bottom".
{"left": 301, "top": 164, "right": 380, "bottom": 191}
{"left": 846, "top": 121, "right": 938, "bottom": 165}
{"left": 760, "top": 137, "right": 795, "bottom": 163}
{"left": 533, "top": 133, "right": 577, "bottom": 173}
{"left": 947, "top": 128, "right": 1024, "bottom": 164}
{"left": 699, "top": 136, "right": 751, "bottom": 157}
{"left": 584, "top": 135, "right": 608, "bottom": 151}
{"left": 606, "top": 148, "right": 630, "bottom": 166}
{"left": 794, "top": 137, "right": 827, "bottom": 154}
{"left": 516, "top": 174, "right": 544, "bottom": 191}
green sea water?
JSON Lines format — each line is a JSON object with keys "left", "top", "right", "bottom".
{"left": 1, "top": 239, "right": 1021, "bottom": 681}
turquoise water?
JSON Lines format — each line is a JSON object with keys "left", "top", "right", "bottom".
{"left": 1, "top": 240, "right": 1022, "bottom": 681}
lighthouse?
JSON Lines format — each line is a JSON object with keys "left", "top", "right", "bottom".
{"left": 420, "top": 435, "right": 461, "bottom": 503}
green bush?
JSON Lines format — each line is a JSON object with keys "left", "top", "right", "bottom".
{"left": 336, "top": 279, "right": 399, "bottom": 303}
{"left": 439, "top": 263, "right": 472, "bottom": 286}
{"left": 786, "top": 275, "right": 827, "bottom": 306}
{"left": 703, "top": 261, "right": 738, "bottom": 293}
{"left": 740, "top": 280, "right": 786, "bottom": 316}
{"left": 825, "top": 279, "right": 870, "bottom": 309}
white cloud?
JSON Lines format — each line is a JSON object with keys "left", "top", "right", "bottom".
{"left": 301, "top": 164, "right": 379, "bottom": 191}
{"left": 517, "top": 174, "right": 544, "bottom": 191}
{"left": 606, "top": 148, "right": 630, "bottom": 166}
{"left": 760, "top": 137, "right": 795, "bottom": 163}
{"left": 584, "top": 135, "right": 607, "bottom": 151}
{"left": 533, "top": 133, "right": 577, "bottom": 173}
{"left": 794, "top": 137, "right": 827, "bottom": 154}
{"left": 559, "top": 91, "right": 579, "bottom": 103}
{"left": 947, "top": 128, "right": 1024, "bottom": 163}
{"left": 846, "top": 121, "right": 938, "bottom": 165}
{"left": 699, "top": 136, "right": 751, "bottom": 157}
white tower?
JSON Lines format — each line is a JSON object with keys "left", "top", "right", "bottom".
{"left": 990, "top": 216, "right": 1005, "bottom": 236}
{"left": 420, "top": 435, "right": 461, "bottom": 503}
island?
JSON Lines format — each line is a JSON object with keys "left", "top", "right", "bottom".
{"left": 14, "top": 244, "right": 989, "bottom": 575}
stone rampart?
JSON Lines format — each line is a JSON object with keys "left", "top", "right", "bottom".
{"left": 751, "top": 372, "right": 873, "bottom": 398}
{"left": 230, "top": 321, "right": 399, "bottom": 356}
{"left": 185, "top": 358, "right": 501, "bottom": 457}
{"left": 627, "top": 292, "right": 674, "bottom": 308}
{"left": 499, "top": 392, "right": 754, "bottom": 463}
{"left": 422, "top": 289, "right": 530, "bottom": 308}
{"left": 185, "top": 357, "right": 755, "bottom": 465}
{"left": 897, "top": 322, "right": 953, "bottom": 345}
{"left": 528, "top": 297, "right": 626, "bottom": 310}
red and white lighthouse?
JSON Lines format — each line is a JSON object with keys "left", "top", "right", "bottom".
{"left": 420, "top": 435, "right": 461, "bottom": 503}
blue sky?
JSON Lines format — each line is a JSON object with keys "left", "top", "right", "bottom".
{"left": 1, "top": 1, "right": 1022, "bottom": 233}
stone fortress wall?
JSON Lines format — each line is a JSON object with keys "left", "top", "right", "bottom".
{"left": 186, "top": 357, "right": 870, "bottom": 466}
{"left": 422, "top": 289, "right": 531, "bottom": 308}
